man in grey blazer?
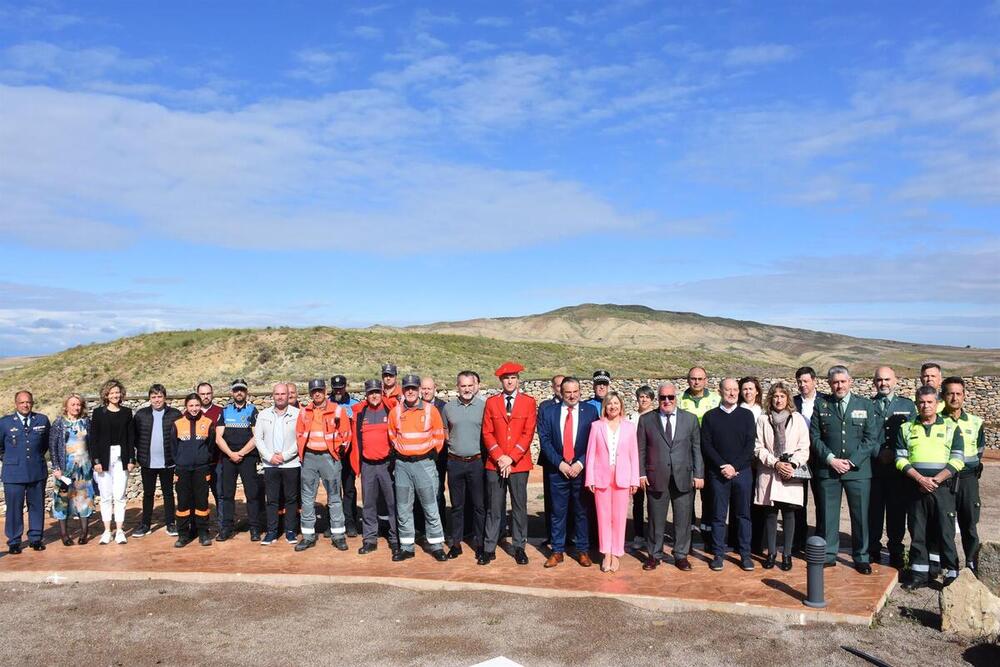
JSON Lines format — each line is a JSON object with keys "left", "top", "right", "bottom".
{"left": 638, "top": 382, "right": 704, "bottom": 571}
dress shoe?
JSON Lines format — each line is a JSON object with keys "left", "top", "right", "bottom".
{"left": 358, "top": 542, "right": 377, "bottom": 555}
{"left": 174, "top": 536, "right": 193, "bottom": 548}
{"left": 710, "top": 556, "right": 724, "bottom": 571}
{"left": 514, "top": 548, "right": 529, "bottom": 565}
{"left": 577, "top": 553, "right": 593, "bottom": 567}
{"left": 642, "top": 556, "right": 659, "bottom": 571}
{"left": 432, "top": 549, "right": 448, "bottom": 562}
{"left": 544, "top": 552, "right": 564, "bottom": 568}
{"left": 392, "top": 549, "right": 414, "bottom": 562}
{"left": 347, "top": 525, "right": 359, "bottom": 538}
{"left": 216, "top": 529, "right": 234, "bottom": 542}
{"left": 823, "top": 561, "right": 837, "bottom": 568}
{"left": 29, "top": 541, "right": 45, "bottom": 551}
{"left": 447, "top": 546, "right": 463, "bottom": 559}
{"left": 674, "top": 557, "right": 692, "bottom": 571}
{"left": 477, "top": 550, "right": 495, "bottom": 565}
{"left": 855, "top": 563, "right": 872, "bottom": 575}
{"left": 77, "top": 534, "right": 89, "bottom": 545}
{"left": 780, "top": 555, "right": 793, "bottom": 571}
{"left": 249, "top": 529, "right": 261, "bottom": 542}
{"left": 740, "top": 556, "right": 756, "bottom": 571}
{"left": 8, "top": 544, "right": 22, "bottom": 555}
{"left": 61, "top": 536, "right": 74, "bottom": 547}
{"left": 762, "top": 554, "right": 776, "bottom": 569}
{"left": 199, "top": 532, "right": 213, "bottom": 547}
{"left": 294, "top": 538, "right": 317, "bottom": 552}
{"left": 332, "top": 537, "right": 348, "bottom": 551}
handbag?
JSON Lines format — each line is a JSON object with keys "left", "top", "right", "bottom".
{"left": 791, "top": 463, "right": 812, "bottom": 480}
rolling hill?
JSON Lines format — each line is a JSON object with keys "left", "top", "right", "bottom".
{"left": 1, "top": 304, "right": 996, "bottom": 412}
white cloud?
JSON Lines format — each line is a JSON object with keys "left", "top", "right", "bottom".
{"left": 474, "top": 16, "right": 510, "bottom": 28}
{"left": 287, "top": 48, "right": 352, "bottom": 85}
{"left": 724, "top": 43, "right": 797, "bottom": 67}
{"left": 353, "top": 25, "right": 383, "bottom": 40}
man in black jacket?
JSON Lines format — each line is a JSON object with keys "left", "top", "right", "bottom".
{"left": 701, "top": 378, "right": 757, "bottom": 572}
{"left": 131, "top": 384, "right": 182, "bottom": 537}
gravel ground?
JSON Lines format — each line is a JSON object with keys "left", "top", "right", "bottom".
{"left": 0, "top": 468, "right": 996, "bottom": 666}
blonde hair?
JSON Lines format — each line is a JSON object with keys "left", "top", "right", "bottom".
{"left": 765, "top": 382, "right": 797, "bottom": 415}
{"left": 63, "top": 393, "right": 88, "bottom": 418}
{"left": 601, "top": 391, "right": 625, "bottom": 419}
{"left": 99, "top": 379, "right": 127, "bottom": 406}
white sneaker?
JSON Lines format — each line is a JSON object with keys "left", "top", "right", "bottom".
{"left": 99, "top": 531, "right": 113, "bottom": 545}
{"left": 115, "top": 530, "right": 127, "bottom": 544}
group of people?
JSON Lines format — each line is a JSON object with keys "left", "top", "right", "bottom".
{"left": 0, "top": 361, "right": 985, "bottom": 589}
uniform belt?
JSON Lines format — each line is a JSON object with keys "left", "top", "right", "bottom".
{"left": 448, "top": 453, "right": 481, "bottom": 462}
{"left": 396, "top": 452, "right": 435, "bottom": 463}
{"left": 362, "top": 456, "right": 390, "bottom": 465}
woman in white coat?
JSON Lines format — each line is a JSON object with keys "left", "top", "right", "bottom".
{"left": 754, "top": 381, "right": 809, "bottom": 571}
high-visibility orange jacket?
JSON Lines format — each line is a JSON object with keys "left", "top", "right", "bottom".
{"left": 388, "top": 399, "right": 444, "bottom": 457}
{"left": 482, "top": 392, "right": 537, "bottom": 473}
{"left": 295, "top": 400, "right": 352, "bottom": 460}
{"left": 382, "top": 384, "right": 402, "bottom": 410}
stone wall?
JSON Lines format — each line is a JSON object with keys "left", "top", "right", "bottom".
{"left": 2, "top": 375, "right": 995, "bottom": 516}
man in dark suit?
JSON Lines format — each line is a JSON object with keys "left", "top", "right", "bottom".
{"left": 793, "top": 366, "right": 819, "bottom": 553}
{"left": 0, "top": 390, "right": 51, "bottom": 554}
{"left": 638, "top": 382, "right": 704, "bottom": 571}
{"left": 538, "top": 377, "right": 598, "bottom": 567}
{"left": 537, "top": 374, "right": 563, "bottom": 546}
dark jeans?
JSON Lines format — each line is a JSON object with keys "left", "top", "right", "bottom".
{"left": 264, "top": 467, "right": 299, "bottom": 535}
{"left": 140, "top": 466, "right": 175, "bottom": 528}
{"left": 447, "top": 457, "right": 485, "bottom": 549}
{"left": 221, "top": 455, "right": 261, "bottom": 531}
{"left": 709, "top": 468, "right": 752, "bottom": 558}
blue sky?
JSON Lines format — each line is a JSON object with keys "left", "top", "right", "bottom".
{"left": 1, "top": 0, "right": 998, "bottom": 355}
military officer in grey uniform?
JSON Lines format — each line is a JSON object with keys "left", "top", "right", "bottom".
{"left": 809, "top": 365, "right": 879, "bottom": 573}
{"left": 868, "top": 366, "right": 916, "bottom": 568}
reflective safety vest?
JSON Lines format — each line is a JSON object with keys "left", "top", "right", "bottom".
{"left": 295, "top": 401, "right": 351, "bottom": 460}
{"left": 895, "top": 416, "right": 964, "bottom": 478}
{"left": 947, "top": 410, "right": 985, "bottom": 470}
{"left": 389, "top": 401, "right": 445, "bottom": 457}
{"left": 679, "top": 390, "right": 720, "bottom": 425}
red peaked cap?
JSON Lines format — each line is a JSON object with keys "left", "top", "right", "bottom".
{"left": 494, "top": 361, "right": 525, "bottom": 378}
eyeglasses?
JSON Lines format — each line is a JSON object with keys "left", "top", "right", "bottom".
{"left": 658, "top": 395, "right": 676, "bottom": 401}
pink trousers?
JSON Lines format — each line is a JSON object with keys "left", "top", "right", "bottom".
{"left": 595, "top": 480, "right": 631, "bottom": 557}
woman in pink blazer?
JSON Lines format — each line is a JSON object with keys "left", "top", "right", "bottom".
{"left": 585, "top": 391, "right": 640, "bottom": 572}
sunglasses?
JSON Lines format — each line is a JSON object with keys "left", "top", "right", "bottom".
{"left": 658, "top": 394, "right": 676, "bottom": 401}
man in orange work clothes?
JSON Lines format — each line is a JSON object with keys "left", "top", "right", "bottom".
{"left": 388, "top": 374, "right": 448, "bottom": 562}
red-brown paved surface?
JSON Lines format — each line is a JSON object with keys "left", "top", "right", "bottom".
{"left": 0, "top": 499, "right": 896, "bottom": 626}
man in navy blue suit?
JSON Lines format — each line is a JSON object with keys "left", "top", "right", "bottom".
{"left": 539, "top": 377, "right": 598, "bottom": 568}
{"left": 0, "top": 390, "right": 51, "bottom": 554}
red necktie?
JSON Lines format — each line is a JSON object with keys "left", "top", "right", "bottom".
{"left": 562, "top": 405, "right": 574, "bottom": 462}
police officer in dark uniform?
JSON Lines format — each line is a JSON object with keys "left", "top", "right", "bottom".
{"left": 329, "top": 374, "right": 361, "bottom": 537}
{"left": 809, "top": 365, "right": 879, "bottom": 574}
{"left": 868, "top": 366, "right": 916, "bottom": 568}
{"left": 0, "top": 390, "right": 51, "bottom": 554}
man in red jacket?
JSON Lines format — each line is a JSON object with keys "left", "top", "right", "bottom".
{"left": 351, "top": 380, "right": 399, "bottom": 556}
{"left": 480, "top": 361, "right": 537, "bottom": 565}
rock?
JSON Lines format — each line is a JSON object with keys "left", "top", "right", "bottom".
{"left": 940, "top": 569, "right": 1000, "bottom": 640}
{"left": 979, "top": 542, "right": 1000, "bottom": 597}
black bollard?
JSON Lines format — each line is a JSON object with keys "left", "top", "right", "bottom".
{"left": 804, "top": 535, "right": 827, "bottom": 608}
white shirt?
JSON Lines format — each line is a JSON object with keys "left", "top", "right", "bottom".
{"left": 720, "top": 403, "right": 738, "bottom": 414}
{"left": 740, "top": 403, "right": 762, "bottom": 420}
{"left": 657, "top": 410, "right": 676, "bottom": 435}
{"left": 799, "top": 393, "right": 816, "bottom": 422}
{"left": 559, "top": 403, "right": 580, "bottom": 451}
{"left": 606, "top": 424, "right": 621, "bottom": 467}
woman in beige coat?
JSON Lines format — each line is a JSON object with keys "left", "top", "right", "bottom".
{"left": 754, "top": 382, "right": 809, "bottom": 571}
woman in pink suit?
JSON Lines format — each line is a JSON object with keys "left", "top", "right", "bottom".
{"left": 585, "top": 392, "right": 640, "bottom": 573}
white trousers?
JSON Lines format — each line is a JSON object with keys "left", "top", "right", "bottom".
{"left": 94, "top": 446, "right": 128, "bottom": 528}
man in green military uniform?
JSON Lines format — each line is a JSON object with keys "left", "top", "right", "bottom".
{"left": 942, "top": 377, "right": 985, "bottom": 573}
{"left": 868, "top": 366, "right": 916, "bottom": 568}
{"left": 809, "top": 365, "right": 879, "bottom": 574}
{"left": 897, "top": 386, "right": 964, "bottom": 591}
{"left": 679, "top": 366, "right": 720, "bottom": 550}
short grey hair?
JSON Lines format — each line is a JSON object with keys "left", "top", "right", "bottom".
{"left": 657, "top": 382, "right": 676, "bottom": 394}
{"left": 719, "top": 377, "right": 739, "bottom": 391}
{"left": 827, "top": 365, "right": 850, "bottom": 381}
{"left": 915, "top": 385, "right": 939, "bottom": 400}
